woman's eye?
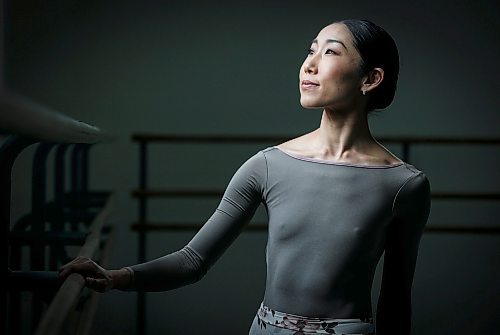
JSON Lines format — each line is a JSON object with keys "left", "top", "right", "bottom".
{"left": 325, "top": 49, "right": 338, "bottom": 55}
{"left": 307, "top": 48, "right": 315, "bottom": 55}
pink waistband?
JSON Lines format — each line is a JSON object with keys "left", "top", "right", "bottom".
{"left": 256, "top": 302, "right": 375, "bottom": 334}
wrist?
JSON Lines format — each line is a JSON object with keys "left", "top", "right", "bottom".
{"left": 110, "top": 267, "right": 134, "bottom": 290}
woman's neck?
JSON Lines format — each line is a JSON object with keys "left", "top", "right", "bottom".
{"left": 312, "top": 108, "right": 375, "bottom": 161}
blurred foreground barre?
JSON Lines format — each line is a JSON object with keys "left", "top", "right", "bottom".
{"left": 1, "top": 91, "right": 115, "bottom": 335}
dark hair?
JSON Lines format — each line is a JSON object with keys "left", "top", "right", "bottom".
{"left": 338, "top": 19, "right": 400, "bottom": 112}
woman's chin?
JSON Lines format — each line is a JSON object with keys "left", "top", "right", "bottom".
{"left": 300, "top": 99, "right": 323, "bottom": 109}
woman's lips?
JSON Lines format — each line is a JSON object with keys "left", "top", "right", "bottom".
{"left": 301, "top": 80, "right": 320, "bottom": 89}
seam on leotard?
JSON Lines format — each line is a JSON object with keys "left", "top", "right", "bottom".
{"left": 260, "top": 150, "right": 269, "bottom": 200}
{"left": 391, "top": 171, "right": 425, "bottom": 216}
{"left": 223, "top": 195, "right": 245, "bottom": 212}
{"left": 180, "top": 245, "right": 207, "bottom": 280}
{"left": 215, "top": 207, "right": 233, "bottom": 217}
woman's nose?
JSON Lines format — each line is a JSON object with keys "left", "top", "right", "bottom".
{"left": 303, "top": 56, "right": 318, "bottom": 74}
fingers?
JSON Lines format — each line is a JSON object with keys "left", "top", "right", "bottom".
{"left": 59, "top": 256, "right": 113, "bottom": 292}
{"left": 86, "top": 277, "right": 111, "bottom": 293}
{"left": 59, "top": 256, "right": 87, "bottom": 280}
{"left": 58, "top": 257, "right": 103, "bottom": 281}
{"left": 59, "top": 257, "right": 87, "bottom": 279}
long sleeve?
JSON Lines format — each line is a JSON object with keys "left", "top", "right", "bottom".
{"left": 376, "top": 172, "right": 431, "bottom": 334}
{"left": 128, "top": 151, "right": 267, "bottom": 291}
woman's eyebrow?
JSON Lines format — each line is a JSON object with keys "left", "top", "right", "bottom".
{"left": 311, "top": 38, "right": 348, "bottom": 51}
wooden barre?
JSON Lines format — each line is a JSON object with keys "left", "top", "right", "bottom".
{"left": 78, "top": 195, "right": 114, "bottom": 257}
{"left": 34, "top": 273, "right": 86, "bottom": 335}
{"left": 74, "top": 226, "right": 116, "bottom": 335}
{"left": 34, "top": 195, "right": 114, "bottom": 335}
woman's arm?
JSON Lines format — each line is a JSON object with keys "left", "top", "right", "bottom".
{"left": 60, "top": 151, "right": 268, "bottom": 292}
{"left": 376, "top": 173, "right": 431, "bottom": 335}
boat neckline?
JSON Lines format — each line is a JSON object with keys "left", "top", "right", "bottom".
{"left": 273, "top": 146, "right": 405, "bottom": 169}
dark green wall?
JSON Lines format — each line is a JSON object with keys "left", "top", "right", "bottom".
{"left": 5, "top": 0, "right": 499, "bottom": 334}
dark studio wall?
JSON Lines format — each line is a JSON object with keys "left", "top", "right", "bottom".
{"left": 4, "top": 0, "right": 500, "bottom": 334}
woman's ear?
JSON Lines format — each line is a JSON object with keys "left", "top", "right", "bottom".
{"left": 361, "top": 67, "right": 384, "bottom": 94}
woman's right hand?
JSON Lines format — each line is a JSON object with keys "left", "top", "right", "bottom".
{"left": 59, "top": 256, "right": 114, "bottom": 293}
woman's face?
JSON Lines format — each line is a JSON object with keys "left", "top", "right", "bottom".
{"left": 299, "top": 23, "right": 365, "bottom": 111}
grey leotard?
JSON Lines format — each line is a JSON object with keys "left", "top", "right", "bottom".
{"left": 129, "top": 146, "right": 431, "bottom": 321}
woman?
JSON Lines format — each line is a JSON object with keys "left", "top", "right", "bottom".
{"left": 60, "top": 19, "right": 431, "bottom": 334}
